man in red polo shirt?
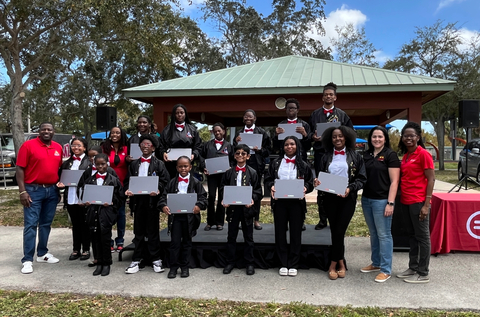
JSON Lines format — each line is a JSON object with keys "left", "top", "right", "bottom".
{"left": 16, "top": 122, "right": 63, "bottom": 274}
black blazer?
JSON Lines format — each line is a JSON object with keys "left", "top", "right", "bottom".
{"left": 233, "top": 126, "right": 271, "bottom": 174}
{"left": 58, "top": 155, "right": 91, "bottom": 206}
{"left": 198, "top": 139, "right": 235, "bottom": 171}
{"left": 158, "top": 123, "right": 202, "bottom": 161}
{"left": 157, "top": 175, "right": 207, "bottom": 237}
{"left": 264, "top": 156, "right": 314, "bottom": 195}
{"left": 220, "top": 165, "right": 262, "bottom": 224}
{"left": 123, "top": 156, "right": 170, "bottom": 211}
{"left": 309, "top": 107, "right": 354, "bottom": 152}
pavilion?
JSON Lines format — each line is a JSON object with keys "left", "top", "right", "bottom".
{"left": 123, "top": 55, "right": 455, "bottom": 129}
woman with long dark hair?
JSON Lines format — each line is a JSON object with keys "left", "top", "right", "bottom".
{"left": 265, "top": 136, "right": 313, "bottom": 277}
{"left": 101, "top": 126, "right": 128, "bottom": 252}
{"left": 57, "top": 137, "right": 91, "bottom": 261}
{"left": 360, "top": 126, "right": 400, "bottom": 283}
{"left": 314, "top": 126, "right": 366, "bottom": 280}
{"left": 158, "top": 104, "right": 202, "bottom": 179}
{"left": 396, "top": 121, "right": 435, "bottom": 284}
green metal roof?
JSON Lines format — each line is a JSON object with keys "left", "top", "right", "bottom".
{"left": 123, "top": 55, "right": 455, "bottom": 99}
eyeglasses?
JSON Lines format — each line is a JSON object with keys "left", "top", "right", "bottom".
{"left": 286, "top": 106, "right": 298, "bottom": 110}
{"left": 235, "top": 152, "right": 248, "bottom": 156}
{"left": 140, "top": 143, "right": 152, "bottom": 147}
{"left": 402, "top": 134, "right": 418, "bottom": 139}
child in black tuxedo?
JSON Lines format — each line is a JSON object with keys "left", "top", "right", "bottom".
{"left": 220, "top": 144, "right": 262, "bottom": 276}
{"left": 124, "top": 134, "right": 170, "bottom": 274}
{"left": 158, "top": 156, "right": 207, "bottom": 279}
{"left": 78, "top": 153, "right": 123, "bottom": 276}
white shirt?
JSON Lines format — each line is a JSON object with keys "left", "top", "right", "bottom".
{"left": 323, "top": 105, "right": 335, "bottom": 117}
{"left": 244, "top": 125, "right": 256, "bottom": 154}
{"left": 329, "top": 148, "right": 348, "bottom": 178}
{"left": 178, "top": 173, "right": 190, "bottom": 193}
{"left": 176, "top": 122, "right": 185, "bottom": 131}
{"left": 278, "top": 156, "right": 297, "bottom": 180}
{"left": 139, "top": 155, "right": 151, "bottom": 177}
{"left": 96, "top": 172, "right": 107, "bottom": 186}
{"left": 236, "top": 166, "right": 246, "bottom": 186}
{"left": 68, "top": 153, "right": 85, "bottom": 205}
{"left": 215, "top": 139, "right": 224, "bottom": 151}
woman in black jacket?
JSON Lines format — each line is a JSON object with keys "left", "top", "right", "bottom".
{"left": 158, "top": 104, "right": 202, "bottom": 179}
{"left": 265, "top": 136, "right": 314, "bottom": 277}
{"left": 314, "top": 126, "right": 366, "bottom": 280}
{"left": 57, "top": 138, "right": 91, "bottom": 261}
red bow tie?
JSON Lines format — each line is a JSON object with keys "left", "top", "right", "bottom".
{"left": 214, "top": 140, "right": 223, "bottom": 145}
{"left": 244, "top": 128, "right": 253, "bottom": 133}
{"left": 175, "top": 124, "right": 184, "bottom": 129}
{"left": 236, "top": 166, "right": 246, "bottom": 172}
{"left": 285, "top": 158, "right": 295, "bottom": 164}
{"left": 92, "top": 166, "right": 97, "bottom": 170}
{"left": 178, "top": 177, "right": 188, "bottom": 183}
{"left": 324, "top": 109, "right": 333, "bottom": 115}
{"left": 73, "top": 156, "right": 81, "bottom": 161}
{"left": 287, "top": 119, "right": 297, "bottom": 124}
{"left": 96, "top": 174, "right": 106, "bottom": 179}
{"left": 141, "top": 157, "right": 151, "bottom": 163}
{"left": 334, "top": 150, "right": 345, "bottom": 155}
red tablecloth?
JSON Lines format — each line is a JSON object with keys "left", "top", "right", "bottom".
{"left": 430, "top": 193, "right": 480, "bottom": 254}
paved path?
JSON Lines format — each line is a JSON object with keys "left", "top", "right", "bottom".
{"left": 1, "top": 180, "right": 479, "bottom": 310}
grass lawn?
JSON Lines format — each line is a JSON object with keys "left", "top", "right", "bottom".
{"left": 1, "top": 290, "right": 479, "bottom": 317}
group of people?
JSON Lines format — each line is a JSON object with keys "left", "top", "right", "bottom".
{"left": 17, "top": 82, "right": 435, "bottom": 284}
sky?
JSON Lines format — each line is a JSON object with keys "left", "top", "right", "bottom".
{"left": 178, "top": 0, "right": 480, "bottom": 133}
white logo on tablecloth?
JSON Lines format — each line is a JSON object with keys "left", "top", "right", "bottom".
{"left": 466, "top": 211, "right": 480, "bottom": 240}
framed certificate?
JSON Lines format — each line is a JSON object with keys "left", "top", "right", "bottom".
{"left": 274, "top": 179, "right": 304, "bottom": 199}
{"left": 167, "top": 148, "right": 192, "bottom": 161}
{"left": 278, "top": 123, "right": 303, "bottom": 140}
{"left": 59, "top": 170, "right": 84, "bottom": 187}
{"left": 129, "top": 176, "right": 159, "bottom": 194}
{"left": 223, "top": 186, "right": 252, "bottom": 205}
{"left": 238, "top": 133, "right": 262, "bottom": 149}
{"left": 167, "top": 193, "right": 197, "bottom": 213}
{"left": 316, "top": 122, "right": 341, "bottom": 137}
{"left": 315, "top": 172, "right": 348, "bottom": 195}
{"left": 205, "top": 156, "right": 231, "bottom": 174}
{"left": 83, "top": 184, "right": 114, "bottom": 205}
{"left": 129, "top": 143, "right": 143, "bottom": 159}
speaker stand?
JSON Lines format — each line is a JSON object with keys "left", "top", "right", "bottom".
{"left": 449, "top": 127, "right": 480, "bottom": 192}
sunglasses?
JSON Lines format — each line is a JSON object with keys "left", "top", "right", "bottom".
{"left": 235, "top": 151, "right": 248, "bottom": 156}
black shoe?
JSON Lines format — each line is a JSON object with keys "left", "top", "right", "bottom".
{"left": 223, "top": 264, "right": 234, "bottom": 274}
{"left": 254, "top": 222, "right": 262, "bottom": 230}
{"left": 246, "top": 265, "right": 255, "bottom": 275}
{"left": 204, "top": 225, "right": 212, "bottom": 231}
{"left": 168, "top": 269, "right": 177, "bottom": 279}
{"left": 80, "top": 251, "right": 90, "bottom": 261}
{"left": 93, "top": 265, "right": 103, "bottom": 276}
{"left": 69, "top": 252, "right": 80, "bottom": 261}
{"left": 315, "top": 221, "right": 327, "bottom": 230}
{"left": 180, "top": 268, "right": 189, "bottom": 278}
{"left": 302, "top": 224, "right": 306, "bottom": 231}
{"left": 88, "top": 261, "right": 97, "bottom": 268}
{"left": 101, "top": 265, "right": 110, "bottom": 276}
{"left": 216, "top": 225, "right": 223, "bottom": 231}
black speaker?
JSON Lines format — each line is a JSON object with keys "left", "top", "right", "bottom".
{"left": 96, "top": 107, "right": 117, "bottom": 130}
{"left": 459, "top": 100, "right": 480, "bottom": 128}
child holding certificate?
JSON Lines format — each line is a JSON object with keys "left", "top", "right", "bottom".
{"left": 158, "top": 156, "right": 207, "bottom": 279}
{"left": 265, "top": 136, "right": 314, "bottom": 277}
{"left": 220, "top": 144, "right": 262, "bottom": 276}
{"left": 123, "top": 134, "right": 170, "bottom": 274}
{"left": 78, "top": 153, "right": 124, "bottom": 277}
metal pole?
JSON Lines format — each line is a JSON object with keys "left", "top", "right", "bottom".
{"left": 0, "top": 131, "right": 7, "bottom": 188}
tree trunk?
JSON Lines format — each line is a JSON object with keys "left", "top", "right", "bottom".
{"left": 9, "top": 77, "right": 25, "bottom": 156}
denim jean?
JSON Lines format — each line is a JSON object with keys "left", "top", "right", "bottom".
{"left": 361, "top": 197, "right": 393, "bottom": 275}
{"left": 22, "top": 184, "right": 59, "bottom": 263}
{"left": 111, "top": 203, "right": 125, "bottom": 247}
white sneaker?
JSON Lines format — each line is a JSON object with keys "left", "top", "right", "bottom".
{"left": 288, "top": 268, "right": 298, "bottom": 276}
{"left": 21, "top": 261, "right": 33, "bottom": 274}
{"left": 279, "top": 267, "right": 288, "bottom": 276}
{"left": 125, "top": 261, "right": 140, "bottom": 274}
{"left": 152, "top": 260, "right": 165, "bottom": 273}
{"left": 36, "top": 253, "right": 59, "bottom": 263}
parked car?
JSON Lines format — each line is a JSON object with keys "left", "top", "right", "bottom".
{"left": 458, "top": 138, "right": 480, "bottom": 182}
{"left": 0, "top": 133, "right": 75, "bottom": 185}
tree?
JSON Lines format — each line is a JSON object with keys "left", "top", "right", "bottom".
{"left": 0, "top": 0, "right": 182, "bottom": 154}
{"left": 330, "top": 23, "right": 379, "bottom": 67}
{"left": 383, "top": 20, "right": 462, "bottom": 170}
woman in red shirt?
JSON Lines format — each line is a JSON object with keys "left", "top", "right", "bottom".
{"left": 397, "top": 121, "right": 435, "bottom": 284}
{"left": 101, "top": 126, "right": 128, "bottom": 252}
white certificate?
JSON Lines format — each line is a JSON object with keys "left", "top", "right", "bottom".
{"left": 278, "top": 123, "right": 303, "bottom": 140}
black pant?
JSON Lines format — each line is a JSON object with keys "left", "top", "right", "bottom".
{"left": 314, "top": 151, "right": 328, "bottom": 224}
{"left": 206, "top": 173, "right": 226, "bottom": 226}
{"left": 91, "top": 223, "right": 112, "bottom": 266}
{"left": 169, "top": 215, "right": 191, "bottom": 270}
{"left": 67, "top": 204, "right": 90, "bottom": 253}
{"left": 226, "top": 207, "right": 254, "bottom": 265}
{"left": 323, "top": 193, "right": 356, "bottom": 262}
{"left": 274, "top": 199, "right": 303, "bottom": 268}
{"left": 132, "top": 205, "right": 161, "bottom": 263}
{"left": 246, "top": 154, "right": 263, "bottom": 222}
